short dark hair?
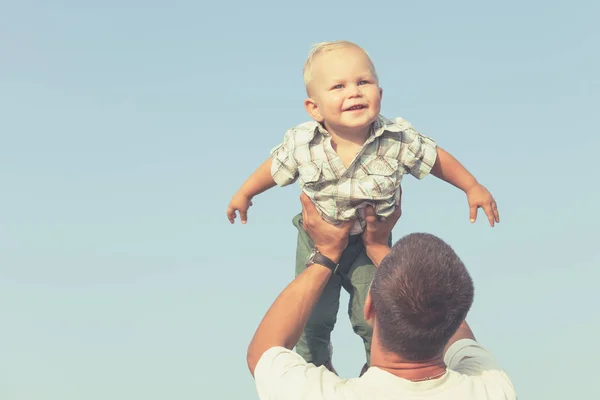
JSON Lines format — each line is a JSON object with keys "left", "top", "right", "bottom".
{"left": 370, "top": 233, "right": 474, "bottom": 361}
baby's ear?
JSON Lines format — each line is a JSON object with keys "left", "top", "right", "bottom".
{"left": 304, "top": 98, "right": 323, "bottom": 122}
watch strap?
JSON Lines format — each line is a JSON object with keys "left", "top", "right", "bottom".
{"left": 307, "top": 249, "right": 339, "bottom": 274}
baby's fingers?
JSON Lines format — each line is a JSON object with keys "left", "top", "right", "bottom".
{"left": 227, "top": 206, "right": 237, "bottom": 224}
{"left": 240, "top": 208, "right": 248, "bottom": 224}
{"left": 492, "top": 200, "right": 500, "bottom": 223}
{"left": 482, "top": 203, "right": 496, "bottom": 227}
{"left": 469, "top": 204, "right": 478, "bottom": 224}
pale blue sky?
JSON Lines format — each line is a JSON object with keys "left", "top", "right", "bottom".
{"left": 1, "top": 1, "right": 598, "bottom": 399}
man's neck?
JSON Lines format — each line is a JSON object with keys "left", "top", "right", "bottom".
{"left": 369, "top": 336, "right": 447, "bottom": 381}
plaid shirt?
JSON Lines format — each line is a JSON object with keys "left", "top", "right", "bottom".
{"left": 270, "top": 115, "right": 438, "bottom": 234}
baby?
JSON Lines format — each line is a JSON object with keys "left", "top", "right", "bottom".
{"left": 226, "top": 41, "right": 499, "bottom": 376}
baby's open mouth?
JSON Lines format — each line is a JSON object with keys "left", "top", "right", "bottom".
{"left": 346, "top": 105, "right": 367, "bottom": 111}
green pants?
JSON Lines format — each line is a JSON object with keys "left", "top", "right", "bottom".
{"left": 292, "top": 213, "right": 391, "bottom": 367}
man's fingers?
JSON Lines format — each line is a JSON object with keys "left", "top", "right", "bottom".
{"left": 301, "top": 206, "right": 307, "bottom": 229}
{"left": 300, "top": 193, "right": 324, "bottom": 227}
{"left": 392, "top": 202, "right": 402, "bottom": 219}
{"left": 299, "top": 193, "right": 316, "bottom": 212}
{"left": 364, "top": 205, "right": 377, "bottom": 224}
{"left": 300, "top": 193, "right": 312, "bottom": 227}
{"left": 397, "top": 185, "right": 402, "bottom": 206}
{"left": 386, "top": 206, "right": 401, "bottom": 228}
{"left": 340, "top": 218, "right": 355, "bottom": 230}
{"left": 299, "top": 192, "right": 309, "bottom": 207}
{"left": 240, "top": 209, "right": 248, "bottom": 224}
{"left": 393, "top": 186, "right": 402, "bottom": 220}
{"left": 469, "top": 205, "right": 478, "bottom": 223}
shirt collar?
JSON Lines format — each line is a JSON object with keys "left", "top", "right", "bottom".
{"left": 359, "top": 367, "right": 452, "bottom": 392}
{"left": 313, "top": 115, "right": 401, "bottom": 142}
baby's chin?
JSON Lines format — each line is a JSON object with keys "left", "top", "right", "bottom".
{"left": 339, "top": 114, "right": 379, "bottom": 129}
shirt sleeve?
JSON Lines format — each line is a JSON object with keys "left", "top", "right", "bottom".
{"left": 269, "top": 129, "right": 299, "bottom": 187}
{"left": 394, "top": 117, "right": 438, "bottom": 179}
{"left": 254, "top": 346, "right": 343, "bottom": 400}
{"left": 444, "top": 339, "right": 517, "bottom": 399}
{"left": 444, "top": 339, "right": 500, "bottom": 374}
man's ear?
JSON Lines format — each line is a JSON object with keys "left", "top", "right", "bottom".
{"left": 379, "top": 86, "right": 383, "bottom": 99}
{"left": 304, "top": 98, "right": 323, "bottom": 122}
{"left": 364, "top": 290, "right": 375, "bottom": 327}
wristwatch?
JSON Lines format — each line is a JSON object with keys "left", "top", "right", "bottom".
{"left": 306, "top": 248, "right": 339, "bottom": 274}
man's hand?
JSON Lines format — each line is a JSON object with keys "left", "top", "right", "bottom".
{"left": 466, "top": 184, "right": 500, "bottom": 227}
{"left": 362, "top": 193, "right": 402, "bottom": 266}
{"left": 362, "top": 204, "right": 402, "bottom": 248}
{"left": 246, "top": 194, "right": 352, "bottom": 377}
{"left": 300, "top": 193, "right": 354, "bottom": 263}
{"left": 227, "top": 192, "right": 253, "bottom": 224}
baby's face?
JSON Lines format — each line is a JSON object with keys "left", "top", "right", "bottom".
{"left": 306, "top": 46, "right": 382, "bottom": 134}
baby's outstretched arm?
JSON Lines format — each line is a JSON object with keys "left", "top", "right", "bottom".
{"left": 430, "top": 147, "right": 500, "bottom": 227}
{"left": 227, "top": 158, "right": 277, "bottom": 224}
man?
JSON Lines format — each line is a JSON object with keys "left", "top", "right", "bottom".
{"left": 246, "top": 193, "right": 516, "bottom": 399}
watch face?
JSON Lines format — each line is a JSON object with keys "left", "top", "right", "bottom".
{"left": 306, "top": 248, "right": 317, "bottom": 264}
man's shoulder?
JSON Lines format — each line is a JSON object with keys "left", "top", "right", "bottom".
{"left": 443, "top": 339, "right": 516, "bottom": 399}
{"left": 255, "top": 346, "right": 337, "bottom": 380}
{"left": 444, "top": 339, "right": 499, "bottom": 370}
{"left": 255, "top": 346, "right": 305, "bottom": 372}
{"left": 253, "top": 345, "right": 515, "bottom": 400}
{"left": 359, "top": 367, "right": 515, "bottom": 400}
{"left": 254, "top": 347, "right": 348, "bottom": 399}
{"left": 446, "top": 369, "right": 517, "bottom": 400}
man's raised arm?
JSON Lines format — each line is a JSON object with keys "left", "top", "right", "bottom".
{"left": 246, "top": 194, "right": 354, "bottom": 376}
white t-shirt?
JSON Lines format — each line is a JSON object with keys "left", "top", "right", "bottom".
{"left": 254, "top": 339, "right": 516, "bottom": 400}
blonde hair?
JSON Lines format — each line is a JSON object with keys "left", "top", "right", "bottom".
{"left": 302, "top": 40, "right": 378, "bottom": 88}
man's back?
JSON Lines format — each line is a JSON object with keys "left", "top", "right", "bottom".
{"left": 254, "top": 339, "right": 515, "bottom": 400}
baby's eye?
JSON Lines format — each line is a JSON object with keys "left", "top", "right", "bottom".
{"left": 331, "top": 84, "right": 344, "bottom": 90}
{"left": 358, "top": 80, "right": 370, "bottom": 85}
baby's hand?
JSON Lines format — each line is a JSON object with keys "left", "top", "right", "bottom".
{"left": 466, "top": 184, "right": 500, "bottom": 227}
{"left": 227, "top": 192, "right": 253, "bottom": 224}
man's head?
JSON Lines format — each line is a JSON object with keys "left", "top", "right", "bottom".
{"left": 302, "top": 41, "right": 382, "bottom": 134}
{"left": 368, "top": 233, "right": 474, "bottom": 361}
